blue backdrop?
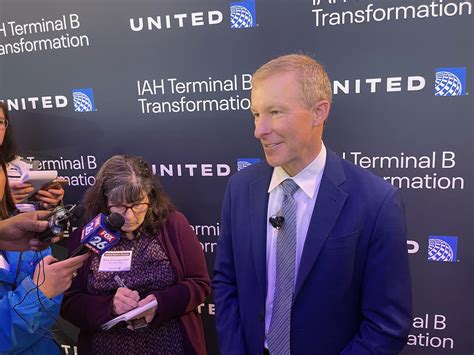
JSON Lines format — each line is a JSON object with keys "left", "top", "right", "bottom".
{"left": 1, "top": 0, "right": 472, "bottom": 353}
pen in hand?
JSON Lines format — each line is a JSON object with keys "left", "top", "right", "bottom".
{"left": 113, "top": 275, "right": 147, "bottom": 330}
{"left": 114, "top": 275, "right": 127, "bottom": 288}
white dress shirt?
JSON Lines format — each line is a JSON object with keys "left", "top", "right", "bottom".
{"left": 264, "top": 143, "right": 327, "bottom": 345}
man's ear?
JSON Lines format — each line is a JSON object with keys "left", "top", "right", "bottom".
{"left": 311, "top": 100, "right": 330, "bottom": 127}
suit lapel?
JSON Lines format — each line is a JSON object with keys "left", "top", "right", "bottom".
{"left": 294, "top": 150, "right": 348, "bottom": 298}
{"left": 249, "top": 167, "right": 272, "bottom": 299}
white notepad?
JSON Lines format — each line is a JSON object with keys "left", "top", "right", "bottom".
{"left": 101, "top": 299, "right": 158, "bottom": 331}
{"left": 19, "top": 170, "right": 58, "bottom": 197}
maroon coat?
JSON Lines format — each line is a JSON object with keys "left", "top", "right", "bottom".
{"left": 61, "top": 211, "right": 211, "bottom": 354}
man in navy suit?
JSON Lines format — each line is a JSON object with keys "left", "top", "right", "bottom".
{"left": 212, "top": 54, "right": 412, "bottom": 355}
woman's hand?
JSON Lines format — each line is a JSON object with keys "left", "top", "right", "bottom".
{"left": 137, "top": 294, "right": 158, "bottom": 323}
{"left": 0, "top": 211, "right": 51, "bottom": 251}
{"left": 126, "top": 294, "right": 158, "bottom": 330}
{"left": 33, "top": 253, "right": 90, "bottom": 298}
{"left": 34, "top": 185, "right": 65, "bottom": 209}
{"left": 112, "top": 287, "right": 140, "bottom": 316}
{"left": 9, "top": 181, "right": 34, "bottom": 204}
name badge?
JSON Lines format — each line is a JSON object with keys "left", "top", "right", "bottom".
{"left": 98, "top": 251, "right": 132, "bottom": 272}
{"left": 0, "top": 254, "right": 10, "bottom": 271}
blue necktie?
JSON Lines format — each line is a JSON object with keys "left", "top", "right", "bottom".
{"left": 268, "top": 179, "right": 299, "bottom": 355}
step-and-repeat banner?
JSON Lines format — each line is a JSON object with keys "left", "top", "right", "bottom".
{"left": 1, "top": 0, "right": 472, "bottom": 354}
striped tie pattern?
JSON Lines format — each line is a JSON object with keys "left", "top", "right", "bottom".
{"left": 268, "top": 179, "right": 299, "bottom": 355}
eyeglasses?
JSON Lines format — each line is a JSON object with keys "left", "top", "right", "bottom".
{"left": 0, "top": 119, "right": 9, "bottom": 129}
{"left": 108, "top": 202, "right": 150, "bottom": 214}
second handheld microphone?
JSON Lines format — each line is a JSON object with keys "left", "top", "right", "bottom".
{"left": 38, "top": 204, "right": 86, "bottom": 242}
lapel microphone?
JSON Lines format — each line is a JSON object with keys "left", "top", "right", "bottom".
{"left": 269, "top": 215, "right": 285, "bottom": 230}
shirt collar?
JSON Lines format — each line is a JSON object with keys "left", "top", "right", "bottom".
{"left": 268, "top": 143, "right": 327, "bottom": 198}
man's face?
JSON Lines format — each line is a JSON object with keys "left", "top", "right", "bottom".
{"left": 251, "top": 72, "right": 325, "bottom": 176}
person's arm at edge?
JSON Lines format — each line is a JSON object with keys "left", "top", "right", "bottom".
{"left": 0, "top": 248, "right": 62, "bottom": 352}
{"left": 0, "top": 211, "right": 49, "bottom": 251}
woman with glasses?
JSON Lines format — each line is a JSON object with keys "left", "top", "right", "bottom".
{"left": 61, "top": 155, "right": 211, "bottom": 355}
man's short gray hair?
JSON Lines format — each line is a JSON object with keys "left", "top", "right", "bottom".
{"left": 252, "top": 54, "right": 332, "bottom": 107}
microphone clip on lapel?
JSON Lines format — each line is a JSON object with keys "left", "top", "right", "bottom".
{"left": 269, "top": 215, "right": 285, "bottom": 230}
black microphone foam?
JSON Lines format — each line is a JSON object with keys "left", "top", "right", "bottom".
{"left": 105, "top": 212, "right": 125, "bottom": 232}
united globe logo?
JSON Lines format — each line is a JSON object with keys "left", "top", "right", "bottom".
{"left": 428, "top": 236, "right": 458, "bottom": 262}
{"left": 435, "top": 67, "right": 466, "bottom": 96}
{"left": 230, "top": 0, "right": 257, "bottom": 29}
{"left": 72, "top": 88, "right": 95, "bottom": 112}
{"left": 428, "top": 239, "right": 453, "bottom": 261}
{"left": 435, "top": 72, "right": 462, "bottom": 96}
{"left": 231, "top": 6, "right": 253, "bottom": 28}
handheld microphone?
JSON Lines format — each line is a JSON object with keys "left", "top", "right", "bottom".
{"left": 37, "top": 204, "right": 86, "bottom": 242}
{"left": 269, "top": 215, "right": 284, "bottom": 230}
{"left": 70, "top": 212, "right": 125, "bottom": 257}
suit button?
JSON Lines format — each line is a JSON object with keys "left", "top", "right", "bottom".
{"left": 259, "top": 313, "right": 264, "bottom": 322}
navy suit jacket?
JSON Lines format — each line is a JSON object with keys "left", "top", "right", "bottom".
{"left": 213, "top": 149, "right": 412, "bottom": 355}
